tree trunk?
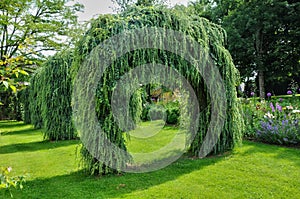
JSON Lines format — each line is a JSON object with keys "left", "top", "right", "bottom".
{"left": 258, "top": 70, "right": 265, "bottom": 99}
{"left": 255, "top": 27, "right": 265, "bottom": 99}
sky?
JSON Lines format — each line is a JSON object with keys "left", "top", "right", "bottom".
{"left": 76, "top": 0, "right": 190, "bottom": 22}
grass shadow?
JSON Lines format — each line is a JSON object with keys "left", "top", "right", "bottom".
{"left": 0, "top": 127, "right": 42, "bottom": 136}
{"left": 0, "top": 121, "right": 27, "bottom": 129}
{"left": 0, "top": 139, "right": 80, "bottom": 154}
{"left": 6, "top": 155, "right": 225, "bottom": 199}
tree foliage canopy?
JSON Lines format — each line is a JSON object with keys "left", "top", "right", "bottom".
{"left": 0, "top": 0, "right": 83, "bottom": 92}
{"left": 192, "top": 0, "right": 300, "bottom": 96}
{"left": 23, "top": 1, "right": 243, "bottom": 176}
{"left": 71, "top": 4, "right": 243, "bottom": 175}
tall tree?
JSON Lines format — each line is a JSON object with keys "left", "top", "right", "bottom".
{"left": 0, "top": 0, "right": 83, "bottom": 92}
{"left": 192, "top": 0, "right": 300, "bottom": 98}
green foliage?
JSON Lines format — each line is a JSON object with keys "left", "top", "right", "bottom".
{"left": 165, "top": 101, "right": 180, "bottom": 125}
{"left": 141, "top": 103, "right": 151, "bottom": 121}
{"left": 0, "top": 167, "right": 26, "bottom": 198}
{"left": 241, "top": 95, "right": 300, "bottom": 146}
{"left": 0, "top": 56, "right": 32, "bottom": 121}
{"left": 193, "top": 0, "right": 300, "bottom": 97}
{"left": 147, "top": 105, "right": 165, "bottom": 121}
{"left": 0, "top": 92, "right": 23, "bottom": 121}
{"left": 129, "top": 89, "right": 143, "bottom": 125}
{"left": 288, "top": 79, "right": 299, "bottom": 97}
{"left": 19, "top": 88, "right": 31, "bottom": 124}
{"left": 0, "top": 0, "right": 83, "bottom": 78}
{"left": 0, "top": 56, "right": 30, "bottom": 94}
{"left": 40, "top": 51, "right": 76, "bottom": 140}
{"left": 27, "top": 51, "right": 76, "bottom": 140}
{"left": 141, "top": 102, "right": 180, "bottom": 125}
{"left": 112, "top": 0, "right": 165, "bottom": 11}
{"left": 240, "top": 98, "right": 262, "bottom": 138}
{"left": 0, "top": 0, "right": 83, "bottom": 119}
{"left": 0, "top": 0, "right": 83, "bottom": 61}
{"left": 28, "top": 69, "right": 44, "bottom": 129}
{"left": 72, "top": 4, "right": 243, "bottom": 175}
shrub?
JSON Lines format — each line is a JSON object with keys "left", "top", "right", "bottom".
{"left": 148, "top": 104, "right": 166, "bottom": 121}
{"left": 141, "top": 102, "right": 180, "bottom": 125}
{"left": 141, "top": 103, "right": 151, "bottom": 121}
{"left": 165, "top": 101, "right": 180, "bottom": 125}
{"left": 0, "top": 167, "right": 26, "bottom": 198}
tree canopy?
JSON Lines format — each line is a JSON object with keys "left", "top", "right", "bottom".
{"left": 192, "top": 0, "right": 300, "bottom": 97}
{"left": 0, "top": 0, "right": 83, "bottom": 93}
{"left": 70, "top": 4, "right": 243, "bottom": 175}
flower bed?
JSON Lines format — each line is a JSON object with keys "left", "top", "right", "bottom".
{"left": 242, "top": 95, "right": 300, "bottom": 146}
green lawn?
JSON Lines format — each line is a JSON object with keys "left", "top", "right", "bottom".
{"left": 126, "top": 120, "right": 186, "bottom": 165}
{"left": 1, "top": 121, "right": 300, "bottom": 198}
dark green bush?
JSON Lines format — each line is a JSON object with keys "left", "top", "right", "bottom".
{"left": 165, "top": 102, "right": 180, "bottom": 125}
{"left": 141, "top": 103, "right": 151, "bottom": 121}
{"left": 148, "top": 105, "right": 166, "bottom": 121}
{"left": 141, "top": 101, "right": 180, "bottom": 125}
{"left": 0, "top": 91, "right": 22, "bottom": 121}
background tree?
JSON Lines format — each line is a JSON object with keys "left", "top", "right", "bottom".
{"left": 0, "top": 0, "right": 83, "bottom": 92}
{"left": 192, "top": 0, "right": 300, "bottom": 98}
{"left": 0, "top": 0, "right": 83, "bottom": 119}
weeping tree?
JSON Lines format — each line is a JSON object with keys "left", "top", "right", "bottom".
{"left": 112, "top": 0, "right": 163, "bottom": 11}
{"left": 28, "top": 68, "right": 44, "bottom": 129}
{"left": 19, "top": 88, "right": 31, "bottom": 124}
{"left": 40, "top": 51, "right": 76, "bottom": 140}
{"left": 26, "top": 51, "right": 76, "bottom": 140}
{"left": 72, "top": 4, "right": 243, "bottom": 175}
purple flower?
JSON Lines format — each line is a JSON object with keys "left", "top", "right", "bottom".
{"left": 270, "top": 102, "right": 275, "bottom": 112}
{"left": 276, "top": 103, "right": 282, "bottom": 112}
{"left": 279, "top": 98, "right": 283, "bottom": 102}
{"left": 267, "top": 92, "right": 272, "bottom": 97}
{"left": 287, "top": 90, "right": 292, "bottom": 95}
{"left": 250, "top": 92, "right": 255, "bottom": 96}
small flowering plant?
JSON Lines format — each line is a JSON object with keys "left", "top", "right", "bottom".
{"left": 266, "top": 92, "right": 272, "bottom": 100}
{"left": 288, "top": 79, "right": 299, "bottom": 96}
{"left": 242, "top": 98, "right": 268, "bottom": 138}
{"left": 0, "top": 167, "right": 26, "bottom": 198}
{"left": 256, "top": 100, "right": 300, "bottom": 146}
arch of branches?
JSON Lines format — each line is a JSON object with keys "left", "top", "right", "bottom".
{"left": 26, "top": 5, "right": 243, "bottom": 175}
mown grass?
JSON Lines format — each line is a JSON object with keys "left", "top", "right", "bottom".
{"left": 126, "top": 120, "right": 186, "bottom": 165}
{"left": 1, "top": 121, "right": 300, "bottom": 198}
